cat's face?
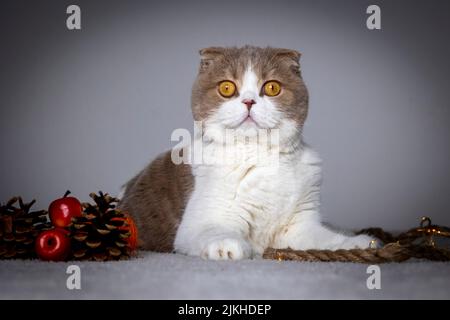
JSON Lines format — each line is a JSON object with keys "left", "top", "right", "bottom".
{"left": 191, "top": 46, "right": 308, "bottom": 141}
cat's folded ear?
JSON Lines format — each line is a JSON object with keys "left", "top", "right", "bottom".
{"left": 274, "top": 48, "right": 301, "bottom": 63}
{"left": 198, "top": 47, "right": 225, "bottom": 72}
{"left": 274, "top": 48, "right": 302, "bottom": 75}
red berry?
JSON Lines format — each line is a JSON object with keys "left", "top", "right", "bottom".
{"left": 49, "top": 190, "right": 82, "bottom": 227}
{"left": 111, "top": 214, "right": 138, "bottom": 251}
{"left": 35, "top": 228, "right": 71, "bottom": 261}
{"left": 126, "top": 216, "right": 138, "bottom": 251}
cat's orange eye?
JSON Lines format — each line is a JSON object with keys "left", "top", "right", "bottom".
{"left": 218, "top": 81, "right": 236, "bottom": 98}
{"left": 263, "top": 81, "right": 281, "bottom": 97}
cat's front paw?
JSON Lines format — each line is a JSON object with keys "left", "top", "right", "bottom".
{"left": 201, "top": 238, "right": 252, "bottom": 260}
{"left": 340, "top": 234, "right": 381, "bottom": 249}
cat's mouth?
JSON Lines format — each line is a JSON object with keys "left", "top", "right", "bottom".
{"left": 244, "top": 115, "right": 256, "bottom": 124}
{"left": 234, "top": 113, "right": 261, "bottom": 129}
{"left": 224, "top": 111, "right": 277, "bottom": 130}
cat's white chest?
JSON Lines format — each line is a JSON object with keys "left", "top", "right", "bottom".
{"left": 231, "top": 164, "right": 300, "bottom": 251}
{"left": 187, "top": 145, "right": 322, "bottom": 254}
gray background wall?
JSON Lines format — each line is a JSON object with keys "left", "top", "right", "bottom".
{"left": 1, "top": 0, "right": 449, "bottom": 230}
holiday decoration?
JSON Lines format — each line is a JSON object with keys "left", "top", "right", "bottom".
{"left": 35, "top": 228, "right": 71, "bottom": 261}
{"left": 69, "top": 191, "right": 137, "bottom": 261}
{"left": 1, "top": 191, "right": 138, "bottom": 262}
{"left": 263, "top": 217, "right": 450, "bottom": 263}
{"left": 49, "top": 190, "right": 82, "bottom": 227}
{"left": 111, "top": 214, "right": 138, "bottom": 251}
{"left": 2, "top": 192, "right": 449, "bottom": 263}
{"left": 0, "top": 197, "right": 51, "bottom": 259}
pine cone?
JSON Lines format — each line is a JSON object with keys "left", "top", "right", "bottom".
{"left": 69, "top": 191, "right": 135, "bottom": 261}
{"left": 0, "top": 197, "right": 51, "bottom": 259}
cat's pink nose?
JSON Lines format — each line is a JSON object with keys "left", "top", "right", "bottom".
{"left": 242, "top": 99, "right": 256, "bottom": 110}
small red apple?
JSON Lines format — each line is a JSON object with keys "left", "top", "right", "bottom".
{"left": 49, "top": 190, "right": 82, "bottom": 227}
{"left": 35, "top": 228, "right": 71, "bottom": 261}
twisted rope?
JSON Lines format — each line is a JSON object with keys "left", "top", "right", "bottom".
{"left": 263, "top": 243, "right": 450, "bottom": 263}
{"left": 263, "top": 220, "right": 450, "bottom": 263}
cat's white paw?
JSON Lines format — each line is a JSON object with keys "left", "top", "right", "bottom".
{"left": 340, "top": 234, "right": 380, "bottom": 249}
{"left": 201, "top": 238, "right": 252, "bottom": 260}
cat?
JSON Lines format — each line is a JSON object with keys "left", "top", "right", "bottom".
{"left": 119, "top": 46, "right": 375, "bottom": 260}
